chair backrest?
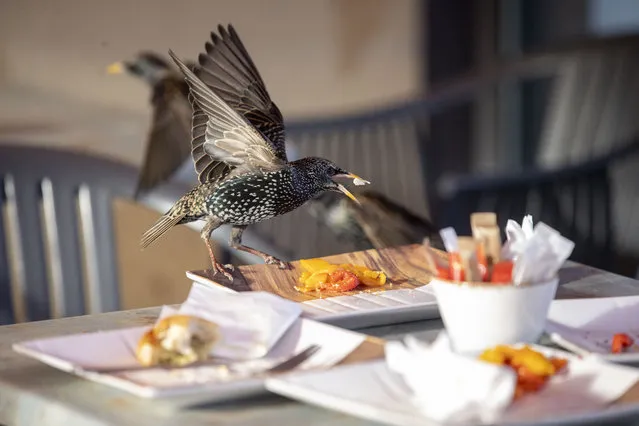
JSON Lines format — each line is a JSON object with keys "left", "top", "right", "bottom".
{"left": 534, "top": 34, "right": 639, "bottom": 258}
{"left": 437, "top": 140, "right": 639, "bottom": 272}
{"left": 0, "top": 145, "right": 140, "bottom": 324}
{"left": 248, "top": 102, "right": 433, "bottom": 260}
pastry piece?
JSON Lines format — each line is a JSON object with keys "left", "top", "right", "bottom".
{"left": 136, "top": 314, "right": 220, "bottom": 367}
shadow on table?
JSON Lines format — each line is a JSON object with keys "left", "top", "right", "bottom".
{"left": 184, "top": 393, "right": 291, "bottom": 411}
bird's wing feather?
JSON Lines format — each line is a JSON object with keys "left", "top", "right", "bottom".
{"left": 134, "top": 78, "right": 193, "bottom": 198}
{"left": 189, "top": 93, "right": 232, "bottom": 184}
{"left": 169, "top": 49, "right": 286, "bottom": 176}
{"left": 195, "top": 24, "right": 287, "bottom": 162}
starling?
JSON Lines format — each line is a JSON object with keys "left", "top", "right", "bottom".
{"left": 307, "top": 190, "right": 445, "bottom": 250}
{"left": 107, "top": 52, "right": 197, "bottom": 198}
{"left": 139, "top": 25, "right": 368, "bottom": 280}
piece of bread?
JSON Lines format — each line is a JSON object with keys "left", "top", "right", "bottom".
{"left": 136, "top": 314, "right": 220, "bottom": 367}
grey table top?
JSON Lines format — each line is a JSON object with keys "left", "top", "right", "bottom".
{"left": 2, "top": 262, "right": 639, "bottom": 426}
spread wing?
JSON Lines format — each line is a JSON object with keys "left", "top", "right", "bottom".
{"left": 134, "top": 77, "right": 193, "bottom": 198}
{"left": 189, "top": 92, "right": 232, "bottom": 183}
{"left": 169, "top": 50, "right": 286, "bottom": 177}
{"left": 195, "top": 24, "right": 287, "bottom": 162}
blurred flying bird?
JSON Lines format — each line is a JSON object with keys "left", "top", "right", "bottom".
{"left": 139, "top": 24, "right": 368, "bottom": 280}
{"left": 306, "top": 190, "right": 444, "bottom": 251}
{"left": 107, "top": 52, "right": 196, "bottom": 198}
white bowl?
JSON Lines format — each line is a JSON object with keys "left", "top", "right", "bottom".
{"left": 430, "top": 277, "right": 559, "bottom": 354}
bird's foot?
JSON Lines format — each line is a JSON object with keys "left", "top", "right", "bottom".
{"left": 264, "top": 256, "right": 289, "bottom": 269}
{"left": 210, "top": 261, "right": 234, "bottom": 282}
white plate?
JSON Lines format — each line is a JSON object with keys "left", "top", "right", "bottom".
{"left": 12, "top": 317, "right": 367, "bottom": 407}
{"left": 186, "top": 271, "right": 440, "bottom": 330}
{"left": 265, "top": 346, "right": 639, "bottom": 426}
{"left": 546, "top": 295, "right": 639, "bottom": 362}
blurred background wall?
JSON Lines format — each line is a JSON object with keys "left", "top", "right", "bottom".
{"left": 2, "top": 0, "right": 639, "bottom": 314}
{"left": 0, "top": 0, "right": 423, "bottom": 309}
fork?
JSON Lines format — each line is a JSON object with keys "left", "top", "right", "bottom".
{"left": 79, "top": 344, "right": 320, "bottom": 375}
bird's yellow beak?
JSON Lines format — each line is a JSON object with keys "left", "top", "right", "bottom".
{"left": 336, "top": 183, "right": 361, "bottom": 206}
{"left": 106, "top": 62, "right": 125, "bottom": 75}
{"left": 334, "top": 173, "right": 370, "bottom": 186}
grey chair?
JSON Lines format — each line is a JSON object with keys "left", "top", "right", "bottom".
{"left": 0, "top": 145, "right": 133, "bottom": 324}
{"left": 0, "top": 145, "right": 283, "bottom": 325}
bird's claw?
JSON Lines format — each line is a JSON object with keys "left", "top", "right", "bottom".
{"left": 210, "top": 262, "right": 234, "bottom": 282}
{"left": 264, "top": 256, "right": 289, "bottom": 269}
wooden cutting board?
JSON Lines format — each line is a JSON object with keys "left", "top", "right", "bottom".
{"left": 186, "top": 243, "right": 442, "bottom": 302}
{"left": 185, "top": 243, "right": 609, "bottom": 302}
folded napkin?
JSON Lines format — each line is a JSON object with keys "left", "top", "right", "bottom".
{"left": 385, "top": 333, "right": 516, "bottom": 424}
{"left": 157, "top": 282, "right": 302, "bottom": 360}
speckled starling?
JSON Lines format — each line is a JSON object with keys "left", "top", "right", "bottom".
{"left": 139, "top": 25, "right": 368, "bottom": 280}
{"left": 307, "top": 190, "right": 445, "bottom": 251}
{"left": 107, "top": 52, "right": 197, "bottom": 198}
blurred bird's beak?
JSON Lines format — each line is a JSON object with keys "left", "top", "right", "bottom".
{"left": 335, "top": 183, "right": 361, "bottom": 206}
{"left": 334, "top": 173, "right": 370, "bottom": 186}
{"left": 106, "top": 62, "right": 125, "bottom": 74}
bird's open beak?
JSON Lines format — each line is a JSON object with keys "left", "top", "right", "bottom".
{"left": 334, "top": 173, "right": 371, "bottom": 186}
{"left": 334, "top": 183, "right": 361, "bottom": 206}
{"left": 106, "top": 62, "right": 125, "bottom": 74}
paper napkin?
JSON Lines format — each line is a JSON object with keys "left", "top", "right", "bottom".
{"left": 385, "top": 333, "right": 516, "bottom": 424}
{"left": 500, "top": 216, "right": 575, "bottom": 285}
{"left": 160, "top": 282, "right": 302, "bottom": 360}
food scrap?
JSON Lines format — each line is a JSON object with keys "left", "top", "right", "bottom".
{"left": 296, "top": 258, "right": 387, "bottom": 293}
{"left": 478, "top": 345, "right": 568, "bottom": 400}
{"left": 136, "top": 314, "right": 220, "bottom": 367}
{"left": 611, "top": 333, "right": 635, "bottom": 354}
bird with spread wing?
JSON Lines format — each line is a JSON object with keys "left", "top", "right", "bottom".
{"left": 106, "top": 52, "right": 196, "bottom": 198}
{"left": 139, "top": 24, "right": 368, "bottom": 280}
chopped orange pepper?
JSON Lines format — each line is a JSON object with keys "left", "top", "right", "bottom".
{"left": 478, "top": 345, "right": 568, "bottom": 401}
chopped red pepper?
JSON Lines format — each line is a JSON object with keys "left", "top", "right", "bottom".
{"left": 611, "top": 333, "right": 634, "bottom": 353}
{"left": 491, "top": 261, "right": 514, "bottom": 284}
{"left": 323, "top": 270, "right": 360, "bottom": 292}
{"left": 436, "top": 265, "right": 451, "bottom": 280}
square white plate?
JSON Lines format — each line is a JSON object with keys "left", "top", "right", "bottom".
{"left": 546, "top": 295, "right": 639, "bottom": 362}
{"left": 265, "top": 345, "right": 639, "bottom": 426}
{"left": 186, "top": 271, "right": 440, "bottom": 330}
{"left": 13, "top": 317, "right": 368, "bottom": 407}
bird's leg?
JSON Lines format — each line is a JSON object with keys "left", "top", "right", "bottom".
{"left": 201, "top": 217, "right": 234, "bottom": 281}
{"left": 230, "top": 225, "right": 289, "bottom": 269}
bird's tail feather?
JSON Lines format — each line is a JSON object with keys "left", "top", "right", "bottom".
{"left": 140, "top": 212, "right": 185, "bottom": 249}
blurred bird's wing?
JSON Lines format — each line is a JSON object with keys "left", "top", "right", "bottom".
{"left": 169, "top": 50, "right": 286, "bottom": 177}
{"left": 346, "top": 191, "right": 444, "bottom": 250}
{"left": 195, "top": 24, "right": 288, "bottom": 162}
{"left": 134, "top": 78, "right": 193, "bottom": 198}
